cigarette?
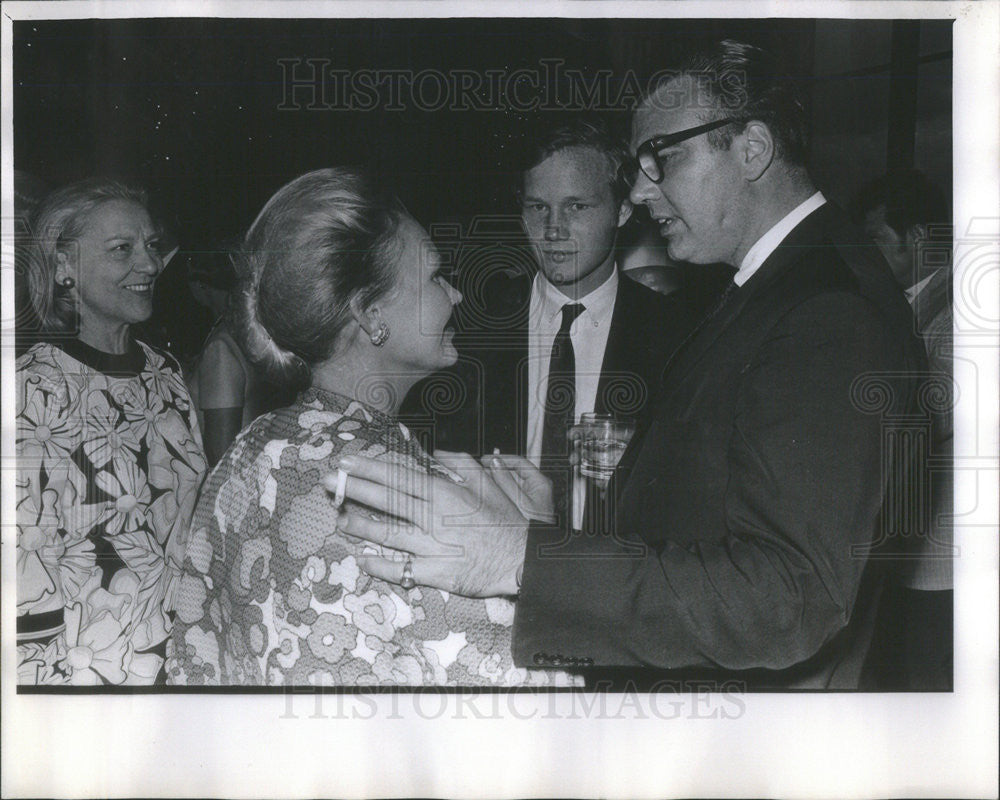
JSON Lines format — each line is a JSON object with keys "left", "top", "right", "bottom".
{"left": 332, "top": 467, "right": 348, "bottom": 508}
{"left": 490, "top": 448, "right": 505, "bottom": 470}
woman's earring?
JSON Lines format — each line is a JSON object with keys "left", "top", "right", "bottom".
{"left": 369, "top": 321, "right": 390, "bottom": 347}
{"left": 59, "top": 276, "right": 75, "bottom": 289}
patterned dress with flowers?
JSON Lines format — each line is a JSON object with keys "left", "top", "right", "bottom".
{"left": 167, "top": 387, "right": 581, "bottom": 687}
{"left": 16, "top": 339, "right": 208, "bottom": 685}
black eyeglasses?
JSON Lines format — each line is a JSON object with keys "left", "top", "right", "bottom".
{"left": 621, "top": 118, "right": 737, "bottom": 186}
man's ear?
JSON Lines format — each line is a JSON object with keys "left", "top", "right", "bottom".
{"left": 740, "top": 120, "right": 775, "bottom": 181}
{"left": 617, "top": 198, "right": 633, "bottom": 228}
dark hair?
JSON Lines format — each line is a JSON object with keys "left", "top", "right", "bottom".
{"left": 518, "top": 115, "right": 631, "bottom": 203}
{"left": 233, "top": 167, "right": 404, "bottom": 391}
{"left": 27, "top": 178, "right": 152, "bottom": 332}
{"left": 646, "top": 39, "right": 809, "bottom": 166}
{"left": 854, "top": 169, "right": 951, "bottom": 240}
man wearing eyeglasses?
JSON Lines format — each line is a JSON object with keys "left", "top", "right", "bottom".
{"left": 330, "top": 39, "right": 925, "bottom": 690}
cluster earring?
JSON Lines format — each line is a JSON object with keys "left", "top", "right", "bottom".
{"left": 59, "top": 276, "right": 75, "bottom": 289}
{"left": 369, "top": 321, "right": 390, "bottom": 347}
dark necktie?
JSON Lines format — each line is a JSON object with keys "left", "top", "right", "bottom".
{"left": 704, "top": 278, "right": 739, "bottom": 321}
{"left": 541, "top": 302, "right": 585, "bottom": 530}
{"left": 658, "top": 279, "right": 739, "bottom": 386}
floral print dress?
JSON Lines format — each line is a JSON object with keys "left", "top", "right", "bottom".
{"left": 16, "top": 339, "right": 208, "bottom": 685}
{"left": 167, "top": 387, "right": 581, "bottom": 687}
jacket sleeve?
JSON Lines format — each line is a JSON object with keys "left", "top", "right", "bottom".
{"left": 513, "top": 292, "right": 898, "bottom": 672}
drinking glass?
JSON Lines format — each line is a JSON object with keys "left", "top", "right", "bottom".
{"left": 577, "top": 413, "right": 635, "bottom": 485}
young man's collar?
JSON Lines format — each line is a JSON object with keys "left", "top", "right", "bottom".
{"left": 533, "top": 266, "right": 619, "bottom": 327}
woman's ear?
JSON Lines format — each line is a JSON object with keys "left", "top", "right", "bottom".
{"left": 54, "top": 250, "right": 73, "bottom": 286}
{"left": 348, "top": 293, "right": 379, "bottom": 337}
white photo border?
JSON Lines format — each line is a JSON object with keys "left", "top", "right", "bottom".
{"left": 1, "top": 2, "right": 997, "bottom": 798}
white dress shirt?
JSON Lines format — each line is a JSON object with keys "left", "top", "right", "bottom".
{"left": 526, "top": 268, "right": 618, "bottom": 530}
{"left": 734, "top": 191, "right": 827, "bottom": 286}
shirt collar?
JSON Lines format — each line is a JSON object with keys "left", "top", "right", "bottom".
{"left": 904, "top": 271, "right": 938, "bottom": 303}
{"left": 735, "top": 191, "right": 827, "bottom": 287}
{"left": 533, "top": 266, "right": 619, "bottom": 328}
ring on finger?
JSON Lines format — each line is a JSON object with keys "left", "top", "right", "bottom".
{"left": 400, "top": 556, "right": 416, "bottom": 590}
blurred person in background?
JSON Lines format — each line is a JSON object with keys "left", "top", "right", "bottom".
{"left": 618, "top": 221, "right": 683, "bottom": 296}
{"left": 185, "top": 248, "right": 294, "bottom": 466}
{"left": 856, "top": 168, "right": 954, "bottom": 691}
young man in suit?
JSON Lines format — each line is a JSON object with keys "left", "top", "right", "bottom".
{"left": 333, "top": 41, "right": 925, "bottom": 689}
{"left": 414, "top": 117, "right": 693, "bottom": 532}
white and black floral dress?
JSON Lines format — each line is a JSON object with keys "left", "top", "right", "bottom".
{"left": 16, "top": 338, "right": 208, "bottom": 685}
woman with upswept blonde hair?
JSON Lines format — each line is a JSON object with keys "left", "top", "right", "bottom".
{"left": 168, "top": 167, "right": 580, "bottom": 686}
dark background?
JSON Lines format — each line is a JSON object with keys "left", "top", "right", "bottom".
{"left": 13, "top": 17, "right": 952, "bottom": 358}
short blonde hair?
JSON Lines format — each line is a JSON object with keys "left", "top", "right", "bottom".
{"left": 27, "top": 178, "right": 150, "bottom": 332}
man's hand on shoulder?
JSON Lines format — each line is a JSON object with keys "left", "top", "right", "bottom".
{"left": 327, "top": 451, "right": 528, "bottom": 598}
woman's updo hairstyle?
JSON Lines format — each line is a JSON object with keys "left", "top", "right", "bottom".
{"left": 233, "top": 167, "right": 404, "bottom": 390}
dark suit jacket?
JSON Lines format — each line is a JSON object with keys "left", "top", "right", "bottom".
{"left": 403, "top": 269, "right": 697, "bottom": 460}
{"left": 513, "top": 203, "right": 926, "bottom": 689}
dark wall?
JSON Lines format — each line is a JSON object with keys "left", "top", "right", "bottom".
{"left": 13, "top": 17, "right": 952, "bottom": 357}
{"left": 810, "top": 20, "right": 952, "bottom": 210}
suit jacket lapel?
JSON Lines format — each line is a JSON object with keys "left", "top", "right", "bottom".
{"left": 507, "top": 276, "right": 531, "bottom": 454}
{"left": 516, "top": 303, "right": 529, "bottom": 453}
{"left": 595, "top": 276, "right": 648, "bottom": 415}
{"left": 475, "top": 272, "right": 531, "bottom": 455}
{"left": 661, "top": 207, "right": 830, "bottom": 394}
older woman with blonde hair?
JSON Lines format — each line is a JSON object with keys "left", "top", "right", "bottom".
{"left": 16, "top": 178, "right": 207, "bottom": 685}
{"left": 168, "top": 167, "right": 580, "bottom": 686}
